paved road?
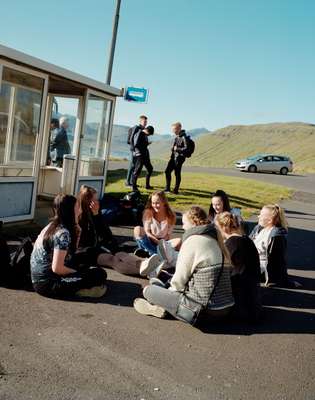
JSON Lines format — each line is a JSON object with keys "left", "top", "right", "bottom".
{"left": 108, "top": 160, "right": 315, "bottom": 194}
{"left": 0, "top": 162, "right": 314, "bottom": 400}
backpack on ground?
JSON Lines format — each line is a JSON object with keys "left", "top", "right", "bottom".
{"left": 100, "top": 194, "right": 123, "bottom": 225}
{"left": 120, "top": 191, "right": 144, "bottom": 225}
{"left": 9, "top": 237, "right": 34, "bottom": 290}
{"left": 184, "top": 135, "right": 195, "bottom": 158}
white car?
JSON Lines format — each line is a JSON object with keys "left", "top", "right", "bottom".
{"left": 235, "top": 154, "right": 293, "bottom": 175}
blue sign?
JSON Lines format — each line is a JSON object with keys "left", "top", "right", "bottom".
{"left": 124, "top": 86, "right": 149, "bottom": 103}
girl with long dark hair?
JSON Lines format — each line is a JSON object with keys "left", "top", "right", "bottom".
{"left": 31, "top": 194, "right": 107, "bottom": 298}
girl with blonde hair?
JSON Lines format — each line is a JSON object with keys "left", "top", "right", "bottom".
{"left": 134, "top": 190, "right": 181, "bottom": 257}
{"left": 134, "top": 206, "right": 234, "bottom": 325}
{"left": 216, "top": 212, "right": 261, "bottom": 322}
{"left": 249, "top": 204, "right": 298, "bottom": 287}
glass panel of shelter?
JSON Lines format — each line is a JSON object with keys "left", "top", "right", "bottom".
{"left": 0, "top": 66, "right": 44, "bottom": 177}
{"left": 78, "top": 94, "right": 112, "bottom": 177}
{"left": 46, "top": 96, "right": 79, "bottom": 167}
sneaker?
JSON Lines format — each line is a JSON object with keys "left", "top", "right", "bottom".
{"left": 149, "top": 277, "right": 166, "bottom": 287}
{"left": 139, "top": 254, "right": 161, "bottom": 276}
{"left": 157, "top": 240, "right": 178, "bottom": 266}
{"left": 133, "top": 298, "right": 166, "bottom": 318}
{"left": 163, "top": 188, "right": 171, "bottom": 194}
{"left": 134, "top": 248, "right": 150, "bottom": 258}
{"left": 76, "top": 284, "right": 107, "bottom": 298}
{"left": 147, "top": 260, "right": 167, "bottom": 279}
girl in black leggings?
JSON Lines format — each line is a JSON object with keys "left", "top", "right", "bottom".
{"left": 31, "top": 194, "right": 107, "bottom": 298}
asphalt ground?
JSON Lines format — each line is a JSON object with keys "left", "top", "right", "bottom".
{"left": 0, "top": 165, "right": 314, "bottom": 400}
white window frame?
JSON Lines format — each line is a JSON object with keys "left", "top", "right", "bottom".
{"left": 0, "top": 60, "right": 48, "bottom": 222}
{"left": 75, "top": 88, "right": 115, "bottom": 195}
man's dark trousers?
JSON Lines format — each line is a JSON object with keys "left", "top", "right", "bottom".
{"left": 165, "top": 155, "right": 185, "bottom": 192}
{"left": 132, "top": 155, "right": 153, "bottom": 190}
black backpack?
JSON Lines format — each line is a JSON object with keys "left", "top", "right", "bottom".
{"left": 127, "top": 125, "right": 141, "bottom": 148}
{"left": 2, "top": 237, "right": 33, "bottom": 290}
{"left": 184, "top": 135, "right": 195, "bottom": 158}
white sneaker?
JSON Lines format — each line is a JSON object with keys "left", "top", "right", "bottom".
{"left": 157, "top": 240, "right": 178, "bottom": 266}
{"left": 133, "top": 298, "right": 166, "bottom": 318}
{"left": 147, "top": 260, "right": 167, "bottom": 279}
{"left": 139, "top": 254, "right": 161, "bottom": 276}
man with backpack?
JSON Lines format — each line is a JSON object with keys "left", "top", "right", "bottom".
{"left": 164, "top": 122, "right": 194, "bottom": 194}
{"left": 131, "top": 125, "right": 154, "bottom": 191}
{"left": 126, "top": 115, "right": 148, "bottom": 187}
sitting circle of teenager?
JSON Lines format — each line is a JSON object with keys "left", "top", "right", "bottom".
{"left": 0, "top": 114, "right": 301, "bottom": 328}
{"left": 1, "top": 182, "right": 301, "bottom": 327}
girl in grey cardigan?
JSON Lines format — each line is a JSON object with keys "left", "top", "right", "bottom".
{"left": 134, "top": 206, "right": 234, "bottom": 325}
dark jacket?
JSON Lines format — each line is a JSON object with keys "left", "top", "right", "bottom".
{"left": 50, "top": 127, "right": 71, "bottom": 159}
{"left": 171, "top": 130, "right": 188, "bottom": 159}
{"left": 133, "top": 130, "right": 149, "bottom": 157}
{"left": 79, "top": 211, "right": 118, "bottom": 253}
{"left": 250, "top": 225, "right": 289, "bottom": 286}
{"left": 128, "top": 125, "right": 142, "bottom": 150}
{"left": 225, "top": 235, "right": 261, "bottom": 322}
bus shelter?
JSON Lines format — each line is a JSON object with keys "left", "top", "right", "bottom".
{"left": 0, "top": 44, "right": 122, "bottom": 223}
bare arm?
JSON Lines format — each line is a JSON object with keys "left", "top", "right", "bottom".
{"left": 143, "top": 220, "right": 159, "bottom": 244}
{"left": 52, "top": 249, "right": 76, "bottom": 276}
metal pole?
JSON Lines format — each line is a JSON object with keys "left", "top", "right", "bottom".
{"left": 106, "top": 0, "right": 121, "bottom": 85}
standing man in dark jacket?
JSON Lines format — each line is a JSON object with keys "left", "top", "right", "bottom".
{"left": 126, "top": 115, "right": 148, "bottom": 187}
{"left": 50, "top": 116, "right": 71, "bottom": 167}
{"left": 164, "top": 122, "right": 188, "bottom": 194}
{"left": 131, "top": 125, "right": 154, "bottom": 191}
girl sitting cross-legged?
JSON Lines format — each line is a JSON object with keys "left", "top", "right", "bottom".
{"left": 31, "top": 194, "right": 107, "bottom": 299}
{"left": 133, "top": 190, "right": 181, "bottom": 257}
{"left": 249, "top": 204, "right": 301, "bottom": 288}
{"left": 215, "top": 212, "right": 262, "bottom": 323}
{"left": 133, "top": 206, "right": 234, "bottom": 325}
{"left": 77, "top": 185, "right": 162, "bottom": 277}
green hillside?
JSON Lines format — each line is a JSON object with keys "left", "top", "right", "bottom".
{"left": 152, "top": 122, "right": 315, "bottom": 172}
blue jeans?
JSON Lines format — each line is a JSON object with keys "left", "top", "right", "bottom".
{"left": 136, "top": 235, "right": 157, "bottom": 255}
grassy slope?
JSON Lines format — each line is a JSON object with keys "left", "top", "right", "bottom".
{"left": 106, "top": 169, "right": 292, "bottom": 219}
{"left": 151, "top": 122, "right": 315, "bottom": 172}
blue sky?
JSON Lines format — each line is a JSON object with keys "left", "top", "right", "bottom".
{"left": 1, "top": 0, "right": 314, "bottom": 133}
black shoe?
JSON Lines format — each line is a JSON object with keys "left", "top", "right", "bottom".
{"left": 134, "top": 248, "right": 150, "bottom": 258}
{"left": 164, "top": 188, "right": 171, "bottom": 193}
{"left": 172, "top": 189, "right": 179, "bottom": 194}
{"left": 145, "top": 185, "right": 153, "bottom": 190}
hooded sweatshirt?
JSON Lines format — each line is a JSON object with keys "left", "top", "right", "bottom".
{"left": 170, "top": 224, "right": 234, "bottom": 310}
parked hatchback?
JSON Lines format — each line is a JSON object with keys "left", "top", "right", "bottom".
{"left": 235, "top": 154, "right": 293, "bottom": 175}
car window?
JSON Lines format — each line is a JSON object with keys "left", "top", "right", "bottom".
{"left": 263, "top": 156, "right": 273, "bottom": 162}
{"left": 273, "top": 156, "right": 283, "bottom": 161}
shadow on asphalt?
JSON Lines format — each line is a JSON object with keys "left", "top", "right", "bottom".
{"left": 287, "top": 227, "right": 315, "bottom": 271}
{"left": 197, "top": 305, "right": 315, "bottom": 335}
{"left": 197, "top": 285, "right": 315, "bottom": 335}
{"left": 51, "top": 280, "right": 143, "bottom": 307}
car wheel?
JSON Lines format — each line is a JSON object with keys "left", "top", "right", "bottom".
{"left": 248, "top": 165, "right": 257, "bottom": 173}
{"left": 280, "top": 167, "right": 288, "bottom": 175}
